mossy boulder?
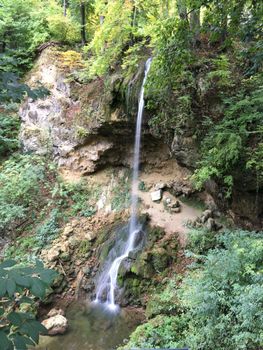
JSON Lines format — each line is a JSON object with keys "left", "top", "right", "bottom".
{"left": 130, "top": 251, "right": 155, "bottom": 279}
{"left": 151, "top": 247, "right": 170, "bottom": 272}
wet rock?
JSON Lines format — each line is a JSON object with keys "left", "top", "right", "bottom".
{"left": 42, "top": 315, "right": 68, "bottom": 336}
{"left": 150, "top": 190, "right": 162, "bottom": 202}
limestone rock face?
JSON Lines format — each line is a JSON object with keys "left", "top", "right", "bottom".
{"left": 42, "top": 315, "right": 68, "bottom": 336}
{"left": 19, "top": 47, "right": 170, "bottom": 175}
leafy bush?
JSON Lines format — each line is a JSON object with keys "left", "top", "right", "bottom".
{"left": 4, "top": 236, "right": 39, "bottom": 263}
{"left": 181, "top": 230, "right": 263, "bottom": 349}
{"left": 123, "top": 230, "right": 263, "bottom": 350}
{"left": 192, "top": 73, "right": 263, "bottom": 196}
{"left": 0, "top": 259, "right": 57, "bottom": 350}
{"left": 47, "top": 13, "right": 79, "bottom": 43}
{"left": 0, "top": 155, "right": 54, "bottom": 234}
{"left": 119, "top": 315, "right": 187, "bottom": 349}
{"left": 146, "top": 279, "right": 179, "bottom": 318}
{"left": 186, "top": 228, "right": 219, "bottom": 255}
{"left": 0, "top": 113, "right": 20, "bottom": 158}
{"left": 35, "top": 209, "right": 61, "bottom": 248}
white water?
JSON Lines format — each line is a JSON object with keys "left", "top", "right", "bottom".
{"left": 94, "top": 58, "right": 152, "bottom": 310}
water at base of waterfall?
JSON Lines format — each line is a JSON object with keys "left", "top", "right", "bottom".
{"left": 94, "top": 58, "right": 152, "bottom": 311}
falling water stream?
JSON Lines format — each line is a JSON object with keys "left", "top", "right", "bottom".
{"left": 95, "top": 58, "right": 152, "bottom": 310}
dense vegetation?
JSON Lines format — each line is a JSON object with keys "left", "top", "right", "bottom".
{"left": 0, "top": 0, "right": 262, "bottom": 349}
{"left": 120, "top": 229, "right": 263, "bottom": 349}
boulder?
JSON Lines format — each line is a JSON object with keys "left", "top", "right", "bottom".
{"left": 150, "top": 190, "right": 162, "bottom": 202}
{"left": 42, "top": 315, "right": 68, "bottom": 336}
{"left": 47, "top": 308, "right": 65, "bottom": 317}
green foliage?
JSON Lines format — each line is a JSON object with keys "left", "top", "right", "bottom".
{"left": 0, "top": 155, "right": 54, "bottom": 234}
{"left": 193, "top": 73, "right": 263, "bottom": 196}
{"left": 85, "top": 0, "right": 134, "bottom": 77}
{"left": 0, "top": 113, "right": 20, "bottom": 158}
{"left": 206, "top": 55, "right": 233, "bottom": 89}
{"left": 181, "top": 230, "right": 263, "bottom": 349}
{"left": 123, "top": 229, "right": 263, "bottom": 350}
{"left": 119, "top": 314, "right": 187, "bottom": 349}
{"left": 46, "top": 13, "right": 79, "bottom": 43}
{"left": 111, "top": 171, "right": 131, "bottom": 211}
{"left": 146, "top": 279, "right": 179, "bottom": 319}
{"left": 5, "top": 236, "right": 39, "bottom": 263}
{"left": 146, "top": 18, "right": 194, "bottom": 137}
{"left": 0, "top": 0, "right": 49, "bottom": 74}
{"left": 186, "top": 228, "right": 219, "bottom": 255}
{"left": 0, "top": 72, "right": 49, "bottom": 104}
{"left": 35, "top": 209, "right": 60, "bottom": 248}
{"left": 0, "top": 259, "right": 57, "bottom": 350}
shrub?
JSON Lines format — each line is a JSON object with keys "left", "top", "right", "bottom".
{"left": 0, "top": 155, "right": 54, "bottom": 234}
{"left": 0, "top": 113, "right": 20, "bottom": 158}
{"left": 0, "top": 259, "right": 57, "bottom": 350}
{"left": 181, "top": 230, "right": 263, "bottom": 349}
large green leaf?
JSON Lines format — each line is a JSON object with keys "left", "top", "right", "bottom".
{"left": 0, "top": 330, "right": 12, "bottom": 350}
{"left": 0, "top": 278, "right": 7, "bottom": 297}
{"left": 6, "top": 278, "right": 16, "bottom": 297}
{"left": 14, "top": 275, "right": 31, "bottom": 288}
{"left": 7, "top": 312, "right": 23, "bottom": 327}
{"left": 30, "top": 278, "right": 46, "bottom": 299}
{"left": 40, "top": 269, "right": 57, "bottom": 284}
{"left": 0, "top": 260, "right": 17, "bottom": 269}
{"left": 12, "top": 333, "right": 28, "bottom": 350}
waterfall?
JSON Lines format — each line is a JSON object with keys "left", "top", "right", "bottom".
{"left": 94, "top": 58, "right": 152, "bottom": 311}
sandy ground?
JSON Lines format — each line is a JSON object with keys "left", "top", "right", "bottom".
{"left": 59, "top": 159, "right": 202, "bottom": 246}
{"left": 139, "top": 190, "right": 201, "bottom": 246}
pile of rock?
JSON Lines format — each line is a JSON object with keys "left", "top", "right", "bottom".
{"left": 42, "top": 308, "right": 68, "bottom": 336}
{"left": 150, "top": 183, "right": 166, "bottom": 202}
{"left": 163, "top": 197, "right": 181, "bottom": 213}
{"left": 190, "top": 209, "right": 223, "bottom": 231}
{"left": 150, "top": 183, "right": 182, "bottom": 214}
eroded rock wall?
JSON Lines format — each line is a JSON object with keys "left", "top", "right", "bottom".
{"left": 19, "top": 48, "right": 169, "bottom": 175}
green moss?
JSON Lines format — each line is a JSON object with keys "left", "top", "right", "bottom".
{"left": 151, "top": 247, "right": 170, "bottom": 272}
{"left": 77, "top": 240, "right": 91, "bottom": 257}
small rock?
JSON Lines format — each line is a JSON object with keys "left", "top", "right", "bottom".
{"left": 84, "top": 231, "right": 96, "bottom": 241}
{"left": 206, "top": 217, "right": 216, "bottom": 231}
{"left": 164, "top": 197, "right": 171, "bottom": 205}
{"left": 47, "top": 248, "right": 60, "bottom": 262}
{"left": 201, "top": 209, "right": 213, "bottom": 223}
{"left": 155, "top": 183, "right": 166, "bottom": 190}
{"left": 42, "top": 315, "right": 68, "bottom": 336}
{"left": 62, "top": 225, "right": 73, "bottom": 237}
{"left": 168, "top": 200, "right": 180, "bottom": 209}
{"left": 105, "top": 204, "right": 112, "bottom": 214}
{"left": 83, "top": 266, "right": 91, "bottom": 275}
{"left": 150, "top": 190, "right": 162, "bottom": 202}
{"left": 171, "top": 207, "right": 181, "bottom": 213}
{"left": 47, "top": 308, "right": 65, "bottom": 318}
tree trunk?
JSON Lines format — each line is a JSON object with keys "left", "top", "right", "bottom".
{"left": 63, "top": 0, "right": 67, "bottom": 17}
{"left": 190, "top": 9, "right": 200, "bottom": 45}
{"left": 100, "top": 16, "right": 104, "bottom": 25}
{"left": 80, "top": 2, "right": 86, "bottom": 45}
{"left": 177, "top": 0, "right": 188, "bottom": 20}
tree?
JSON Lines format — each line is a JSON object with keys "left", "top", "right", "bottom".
{"left": 80, "top": 1, "right": 87, "bottom": 45}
